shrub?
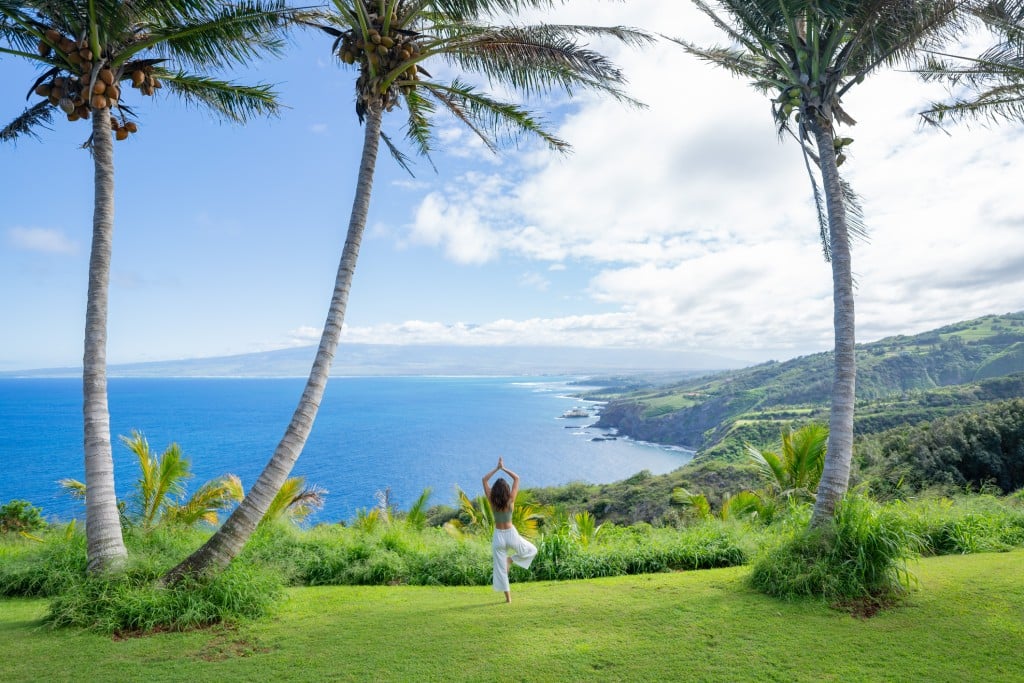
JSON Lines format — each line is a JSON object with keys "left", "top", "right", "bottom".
{"left": 0, "top": 500, "right": 47, "bottom": 535}
{"left": 750, "top": 494, "right": 920, "bottom": 608}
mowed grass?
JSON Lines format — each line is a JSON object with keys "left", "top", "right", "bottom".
{"left": 4, "top": 550, "right": 1024, "bottom": 682}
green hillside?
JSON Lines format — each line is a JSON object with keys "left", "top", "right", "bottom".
{"left": 592, "top": 312, "right": 1024, "bottom": 459}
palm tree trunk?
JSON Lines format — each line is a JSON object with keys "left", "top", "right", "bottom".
{"left": 84, "top": 107, "right": 128, "bottom": 573}
{"left": 163, "top": 101, "right": 385, "bottom": 582}
{"left": 808, "top": 119, "right": 857, "bottom": 526}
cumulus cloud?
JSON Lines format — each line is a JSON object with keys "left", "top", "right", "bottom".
{"left": 7, "top": 227, "right": 78, "bottom": 254}
{"left": 371, "top": 2, "right": 1024, "bottom": 358}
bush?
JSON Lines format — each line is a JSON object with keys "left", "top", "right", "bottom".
{"left": 0, "top": 500, "right": 47, "bottom": 535}
{"left": 749, "top": 494, "right": 920, "bottom": 607}
{"left": 900, "top": 495, "right": 1024, "bottom": 555}
{"left": 0, "top": 526, "right": 85, "bottom": 597}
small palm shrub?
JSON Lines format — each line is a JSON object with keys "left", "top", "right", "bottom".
{"left": 750, "top": 494, "right": 921, "bottom": 608}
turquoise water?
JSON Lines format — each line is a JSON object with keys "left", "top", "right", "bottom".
{"left": 0, "top": 377, "right": 692, "bottom": 523}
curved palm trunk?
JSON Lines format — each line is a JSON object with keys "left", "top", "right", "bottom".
{"left": 808, "top": 119, "right": 856, "bottom": 526}
{"left": 163, "top": 102, "right": 384, "bottom": 582}
{"left": 84, "top": 107, "right": 129, "bottom": 573}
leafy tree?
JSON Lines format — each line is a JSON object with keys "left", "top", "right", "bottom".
{"left": 673, "top": 0, "right": 960, "bottom": 524}
{"left": 165, "top": 0, "right": 645, "bottom": 582}
{"left": 1, "top": 0, "right": 285, "bottom": 572}
{"left": 921, "top": 0, "right": 1024, "bottom": 125}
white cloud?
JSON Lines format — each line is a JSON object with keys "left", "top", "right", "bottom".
{"left": 309, "top": 123, "right": 329, "bottom": 134}
{"left": 7, "top": 227, "right": 78, "bottom": 254}
{"left": 287, "top": 326, "right": 323, "bottom": 346}
{"left": 381, "top": 4, "right": 1024, "bottom": 358}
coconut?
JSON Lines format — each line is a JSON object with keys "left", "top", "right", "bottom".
{"left": 37, "top": 41, "right": 51, "bottom": 57}
{"left": 381, "top": 36, "right": 394, "bottom": 48}
{"left": 67, "top": 113, "right": 80, "bottom": 122}
{"left": 92, "top": 79, "right": 106, "bottom": 95}
{"left": 107, "top": 85, "right": 120, "bottom": 101}
{"left": 91, "top": 94, "right": 106, "bottom": 109}
{"left": 45, "top": 29, "right": 60, "bottom": 43}
{"left": 125, "top": 121, "right": 138, "bottom": 133}
{"left": 110, "top": 118, "right": 119, "bottom": 130}
{"left": 59, "top": 98, "right": 75, "bottom": 114}
{"left": 99, "top": 69, "right": 114, "bottom": 85}
{"left": 130, "top": 70, "right": 145, "bottom": 86}
{"left": 35, "top": 84, "right": 52, "bottom": 97}
{"left": 115, "top": 128, "right": 129, "bottom": 141}
{"left": 59, "top": 37, "right": 74, "bottom": 53}
{"left": 68, "top": 51, "right": 82, "bottom": 65}
{"left": 54, "top": 76, "right": 66, "bottom": 87}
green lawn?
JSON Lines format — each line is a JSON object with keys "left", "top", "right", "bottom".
{"left": 5, "top": 550, "right": 1024, "bottom": 682}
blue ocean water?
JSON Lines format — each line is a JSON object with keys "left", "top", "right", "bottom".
{"left": 0, "top": 377, "right": 692, "bottom": 523}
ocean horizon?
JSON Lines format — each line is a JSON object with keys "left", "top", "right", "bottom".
{"left": 0, "top": 376, "right": 693, "bottom": 523}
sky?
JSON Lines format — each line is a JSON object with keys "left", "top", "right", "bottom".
{"left": 2, "top": 2, "right": 1023, "bottom": 372}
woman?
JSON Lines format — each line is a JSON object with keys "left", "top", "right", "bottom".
{"left": 482, "top": 457, "right": 537, "bottom": 603}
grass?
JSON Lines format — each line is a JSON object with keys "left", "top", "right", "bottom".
{"left": 3, "top": 550, "right": 1023, "bottom": 682}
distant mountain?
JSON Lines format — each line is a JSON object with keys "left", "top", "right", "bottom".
{"left": 1, "top": 343, "right": 746, "bottom": 378}
{"left": 593, "top": 312, "right": 1024, "bottom": 459}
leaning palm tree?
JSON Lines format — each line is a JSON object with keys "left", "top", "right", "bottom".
{"left": 164, "top": 0, "right": 645, "bottom": 582}
{"left": 1, "top": 0, "right": 285, "bottom": 572}
{"left": 673, "top": 0, "right": 961, "bottom": 525}
{"left": 920, "top": 0, "right": 1024, "bottom": 125}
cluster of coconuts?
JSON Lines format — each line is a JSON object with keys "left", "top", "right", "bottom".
{"left": 337, "top": 14, "right": 424, "bottom": 109}
{"left": 833, "top": 136, "right": 853, "bottom": 167}
{"left": 31, "top": 27, "right": 152, "bottom": 139}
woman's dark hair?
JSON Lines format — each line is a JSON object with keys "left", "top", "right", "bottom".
{"left": 490, "top": 478, "right": 512, "bottom": 512}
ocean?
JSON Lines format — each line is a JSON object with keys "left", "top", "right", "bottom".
{"left": 0, "top": 376, "right": 693, "bottom": 523}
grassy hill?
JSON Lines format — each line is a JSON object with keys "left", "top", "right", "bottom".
{"left": 4, "top": 550, "right": 1023, "bottom": 681}
{"left": 592, "top": 312, "right": 1024, "bottom": 460}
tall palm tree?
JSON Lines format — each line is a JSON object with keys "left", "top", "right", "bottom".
{"left": 920, "top": 0, "right": 1024, "bottom": 125}
{"left": 673, "top": 0, "right": 961, "bottom": 525}
{"left": 1, "top": 0, "right": 285, "bottom": 572}
{"left": 164, "top": 0, "right": 645, "bottom": 582}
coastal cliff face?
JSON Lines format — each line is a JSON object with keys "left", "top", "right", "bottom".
{"left": 595, "top": 396, "right": 744, "bottom": 451}
{"left": 592, "top": 313, "right": 1024, "bottom": 458}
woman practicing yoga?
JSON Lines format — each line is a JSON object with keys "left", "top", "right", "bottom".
{"left": 482, "top": 457, "right": 537, "bottom": 603}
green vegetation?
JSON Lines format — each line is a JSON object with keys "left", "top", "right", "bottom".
{"left": 3, "top": 550, "right": 1023, "bottom": 681}
{"left": 593, "top": 312, "right": 1024, "bottom": 459}
{"left": 0, "top": 500, "right": 47, "bottom": 535}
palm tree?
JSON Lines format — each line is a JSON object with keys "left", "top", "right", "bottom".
{"left": 1, "top": 0, "right": 284, "bottom": 572}
{"left": 673, "top": 0, "right": 961, "bottom": 525}
{"left": 747, "top": 422, "right": 829, "bottom": 501}
{"left": 260, "top": 476, "right": 328, "bottom": 525}
{"left": 59, "top": 430, "right": 244, "bottom": 529}
{"left": 920, "top": 0, "right": 1024, "bottom": 125}
{"left": 163, "top": 0, "right": 645, "bottom": 582}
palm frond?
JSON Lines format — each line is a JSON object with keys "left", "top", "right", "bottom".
{"left": 422, "top": 78, "right": 568, "bottom": 152}
{"left": 1, "top": 100, "right": 55, "bottom": 143}
{"left": 157, "top": 70, "right": 281, "bottom": 123}
{"left": 136, "top": 0, "right": 290, "bottom": 71}
{"left": 58, "top": 477, "right": 87, "bottom": 500}
{"left": 164, "top": 473, "right": 244, "bottom": 526}
{"left": 404, "top": 486, "right": 433, "bottom": 529}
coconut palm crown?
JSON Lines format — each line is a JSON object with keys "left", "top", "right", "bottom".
{"left": 920, "top": 0, "right": 1024, "bottom": 126}
{"left": 2, "top": 0, "right": 287, "bottom": 573}
{"left": 673, "top": 0, "right": 961, "bottom": 525}
{"left": 163, "top": 0, "right": 647, "bottom": 583}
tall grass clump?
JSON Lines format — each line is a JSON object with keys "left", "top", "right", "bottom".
{"left": 46, "top": 561, "right": 283, "bottom": 634}
{"left": 750, "top": 494, "right": 921, "bottom": 609}
{"left": 900, "top": 494, "right": 1024, "bottom": 555}
{"left": 0, "top": 524, "right": 86, "bottom": 597}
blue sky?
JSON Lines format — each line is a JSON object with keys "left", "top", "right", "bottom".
{"left": 3, "top": 2, "right": 1024, "bottom": 371}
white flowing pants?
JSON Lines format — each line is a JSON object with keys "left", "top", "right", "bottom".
{"left": 491, "top": 526, "right": 537, "bottom": 592}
